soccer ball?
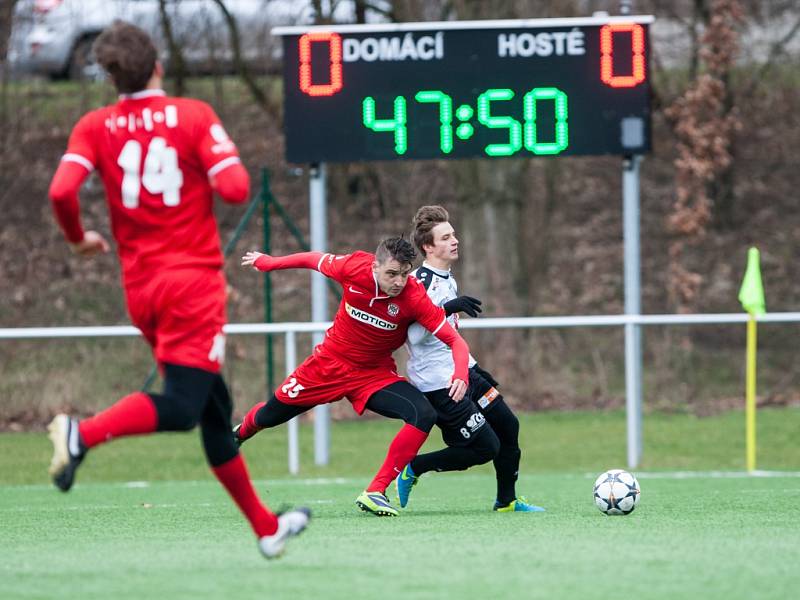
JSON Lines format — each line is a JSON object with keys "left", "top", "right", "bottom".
{"left": 593, "top": 469, "right": 640, "bottom": 515}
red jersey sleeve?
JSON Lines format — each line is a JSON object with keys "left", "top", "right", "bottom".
{"left": 410, "top": 281, "right": 448, "bottom": 334}
{"left": 49, "top": 161, "right": 90, "bottom": 243}
{"left": 317, "top": 252, "right": 358, "bottom": 284}
{"left": 62, "top": 112, "right": 98, "bottom": 172}
{"left": 410, "top": 281, "right": 470, "bottom": 382}
{"left": 253, "top": 251, "right": 324, "bottom": 272}
{"left": 49, "top": 112, "right": 99, "bottom": 243}
{"left": 193, "top": 101, "right": 242, "bottom": 181}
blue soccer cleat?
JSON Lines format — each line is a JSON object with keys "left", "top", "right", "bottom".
{"left": 395, "top": 463, "right": 418, "bottom": 508}
{"left": 493, "top": 496, "right": 546, "bottom": 513}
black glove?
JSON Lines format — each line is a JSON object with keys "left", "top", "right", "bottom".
{"left": 443, "top": 295, "right": 482, "bottom": 318}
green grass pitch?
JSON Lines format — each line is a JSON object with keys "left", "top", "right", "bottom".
{"left": 2, "top": 410, "right": 799, "bottom": 599}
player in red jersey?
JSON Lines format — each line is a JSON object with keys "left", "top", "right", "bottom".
{"left": 234, "top": 237, "right": 470, "bottom": 516}
{"left": 46, "top": 21, "right": 308, "bottom": 559}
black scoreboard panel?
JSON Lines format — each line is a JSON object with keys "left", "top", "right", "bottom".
{"left": 278, "top": 17, "right": 653, "bottom": 162}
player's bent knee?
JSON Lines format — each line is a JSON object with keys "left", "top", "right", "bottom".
{"left": 474, "top": 429, "right": 501, "bottom": 463}
{"left": 163, "top": 409, "right": 201, "bottom": 431}
{"left": 415, "top": 402, "right": 437, "bottom": 432}
{"left": 152, "top": 393, "right": 204, "bottom": 431}
{"left": 507, "top": 410, "right": 520, "bottom": 434}
{"left": 212, "top": 376, "right": 234, "bottom": 418}
{"left": 503, "top": 414, "right": 520, "bottom": 441}
{"left": 498, "top": 445, "right": 521, "bottom": 463}
{"left": 488, "top": 398, "right": 520, "bottom": 441}
{"left": 202, "top": 424, "right": 239, "bottom": 467}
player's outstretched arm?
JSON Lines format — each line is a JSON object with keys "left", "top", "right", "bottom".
{"left": 241, "top": 251, "right": 326, "bottom": 273}
{"left": 242, "top": 251, "right": 265, "bottom": 269}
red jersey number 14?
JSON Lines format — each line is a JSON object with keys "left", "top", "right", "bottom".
{"left": 117, "top": 137, "right": 184, "bottom": 208}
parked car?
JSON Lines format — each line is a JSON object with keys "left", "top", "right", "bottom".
{"left": 10, "top": 0, "right": 386, "bottom": 79}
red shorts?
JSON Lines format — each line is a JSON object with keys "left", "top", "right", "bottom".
{"left": 276, "top": 346, "right": 405, "bottom": 415}
{"left": 125, "top": 268, "right": 227, "bottom": 373}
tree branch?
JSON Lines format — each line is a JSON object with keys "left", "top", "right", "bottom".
{"left": 158, "top": 0, "right": 187, "bottom": 96}
{"left": 209, "top": 0, "right": 278, "bottom": 121}
{"left": 741, "top": 12, "right": 800, "bottom": 97}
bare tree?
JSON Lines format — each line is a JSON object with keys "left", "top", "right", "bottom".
{"left": 0, "top": 0, "right": 19, "bottom": 156}
{"left": 158, "top": 0, "right": 187, "bottom": 96}
{"left": 209, "top": 0, "right": 278, "bottom": 121}
{"left": 0, "top": 0, "right": 17, "bottom": 63}
{"left": 664, "top": 0, "right": 744, "bottom": 312}
{"left": 354, "top": 0, "right": 397, "bottom": 23}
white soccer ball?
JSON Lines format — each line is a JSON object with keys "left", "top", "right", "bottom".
{"left": 593, "top": 469, "right": 641, "bottom": 515}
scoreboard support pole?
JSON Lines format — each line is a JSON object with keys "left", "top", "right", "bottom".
{"left": 623, "top": 155, "right": 643, "bottom": 468}
{"left": 310, "top": 163, "right": 331, "bottom": 466}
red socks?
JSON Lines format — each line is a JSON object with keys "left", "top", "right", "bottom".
{"left": 367, "top": 423, "right": 428, "bottom": 493}
{"left": 238, "top": 401, "right": 266, "bottom": 441}
{"left": 212, "top": 454, "right": 278, "bottom": 537}
{"left": 77, "top": 392, "right": 277, "bottom": 538}
{"left": 78, "top": 392, "right": 158, "bottom": 448}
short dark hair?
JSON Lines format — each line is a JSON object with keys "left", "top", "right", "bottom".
{"left": 411, "top": 205, "right": 450, "bottom": 254}
{"left": 375, "top": 237, "right": 416, "bottom": 267}
{"left": 93, "top": 21, "right": 157, "bottom": 94}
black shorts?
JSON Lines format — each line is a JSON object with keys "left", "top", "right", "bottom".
{"left": 424, "top": 365, "right": 502, "bottom": 448}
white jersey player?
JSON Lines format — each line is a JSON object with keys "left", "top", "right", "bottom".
{"left": 406, "top": 262, "right": 477, "bottom": 393}
{"left": 396, "top": 205, "right": 545, "bottom": 514}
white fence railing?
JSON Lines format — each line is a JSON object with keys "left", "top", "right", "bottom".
{"left": 3, "top": 312, "right": 800, "bottom": 473}
{"left": 4, "top": 312, "right": 800, "bottom": 340}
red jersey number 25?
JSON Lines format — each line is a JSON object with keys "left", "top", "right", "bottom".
{"left": 281, "top": 377, "right": 305, "bottom": 399}
{"left": 117, "top": 137, "right": 184, "bottom": 208}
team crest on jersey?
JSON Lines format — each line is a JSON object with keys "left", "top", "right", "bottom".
{"left": 387, "top": 303, "right": 400, "bottom": 317}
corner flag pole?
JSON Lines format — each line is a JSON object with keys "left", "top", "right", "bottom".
{"left": 745, "top": 316, "right": 757, "bottom": 472}
{"left": 738, "top": 247, "right": 766, "bottom": 473}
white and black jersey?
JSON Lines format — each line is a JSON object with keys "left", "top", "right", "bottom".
{"left": 406, "top": 262, "right": 476, "bottom": 392}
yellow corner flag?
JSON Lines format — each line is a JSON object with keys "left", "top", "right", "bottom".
{"left": 738, "top": 247, "right": 766, "bottom": 473}
{"left": 738, "top": 247, "right": 766, "bottom": 316}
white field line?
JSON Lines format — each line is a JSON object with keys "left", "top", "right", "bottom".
{"left": 626, "top": 470, "right": 800, "bottom": 479}
{"left": 1, "top": 477, "right": 360, "bottom": 492}
{"left": 0, "top": 497, "right": 335, "bottom": 513}
{"left": 5, "top": 471, "right": 800, "bottom": 494}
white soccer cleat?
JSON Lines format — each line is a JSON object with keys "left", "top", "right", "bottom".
{"left": 48, "top": 414, "right": 86, "bottom": 492}
{"left": 258, "top": 507, "right": 311, "bottom": 559}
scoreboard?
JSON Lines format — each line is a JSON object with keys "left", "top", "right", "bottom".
{"left": 275, "top": 16, "right": 653, "bottom": 163}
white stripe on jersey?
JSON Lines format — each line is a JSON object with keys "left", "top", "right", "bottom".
{"left": 430, "top": 316, "right": 446, "bottom": 336}
{"left": 207, "top": 156, "right": 241, "bottom": 177}
{"left": 405, "top": 262, "right": 476, "bottom": 392}
{"left": 61, "top": 153, "right": 95, "bottom": 172}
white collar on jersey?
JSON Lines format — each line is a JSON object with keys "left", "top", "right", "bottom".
{"left": 119, "top": 89, "right": 167, "bottom": 100}
{"left": 421, "top": 261, "right": 451, "bottom": 278}
{"left": 369, "top": 273, "right": 390, "bottom": 307}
